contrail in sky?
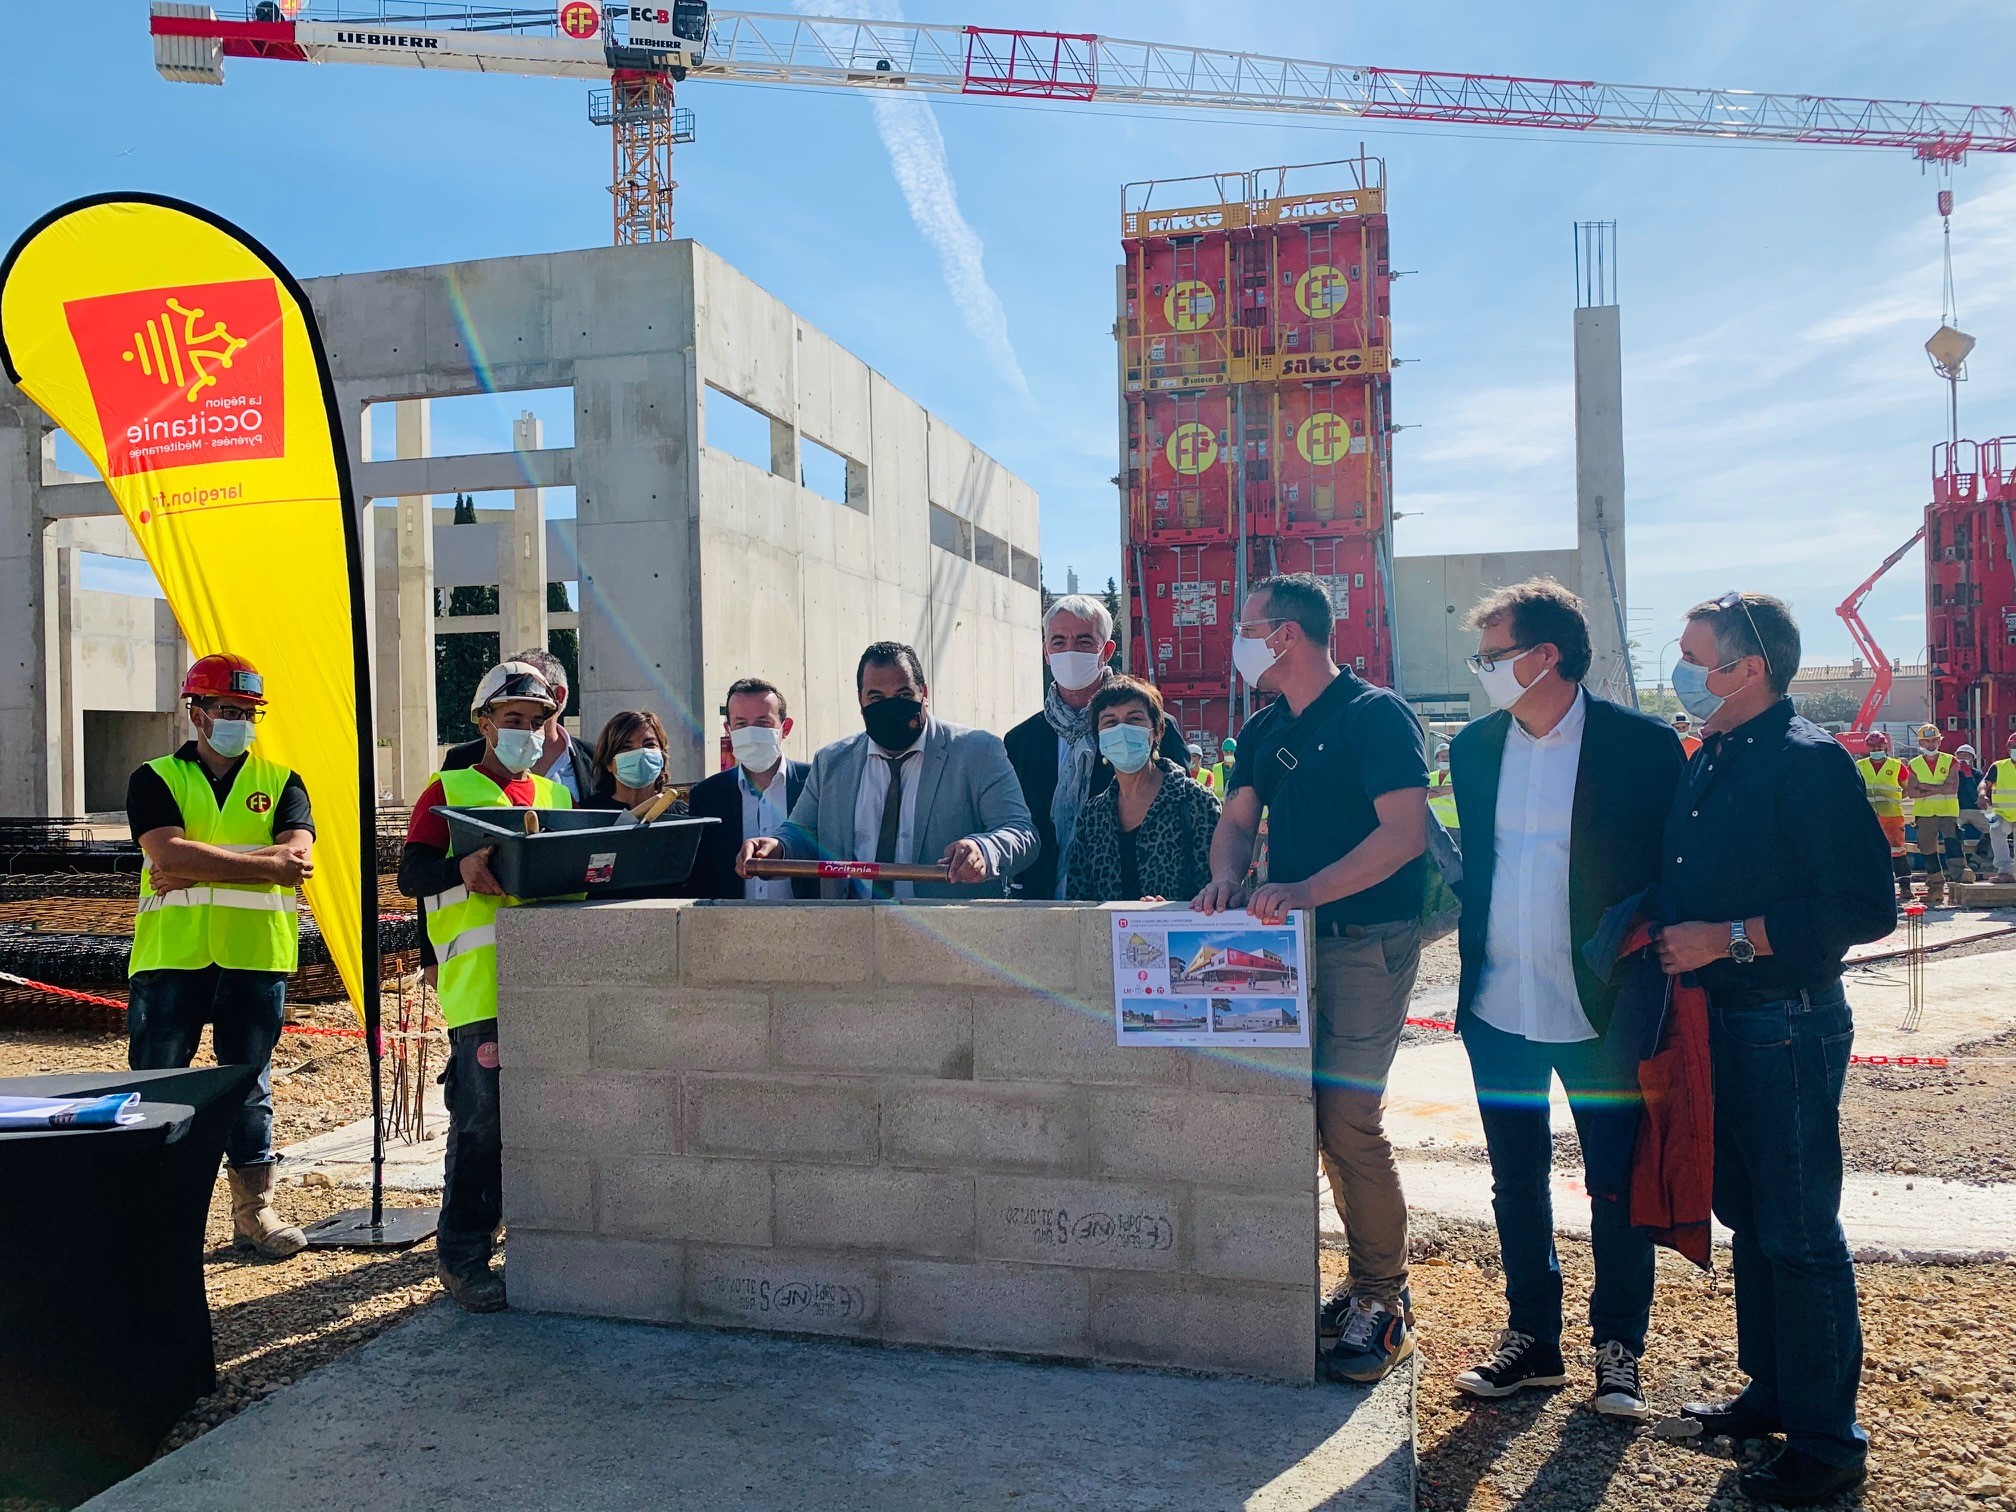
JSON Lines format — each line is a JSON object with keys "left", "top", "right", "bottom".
{"left": 791, "top": 0, "right": 1030, "bottom": 396}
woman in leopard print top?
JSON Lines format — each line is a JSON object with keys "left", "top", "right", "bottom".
{"left": 1062, "top": 677, "right": 1220, "bottom": 903}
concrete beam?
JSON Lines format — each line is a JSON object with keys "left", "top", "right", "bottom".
{"left": 356, "top": 447, "right": 575, "bottom": 502}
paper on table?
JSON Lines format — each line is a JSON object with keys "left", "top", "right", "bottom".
{"left": 0, "top": 1092, "right": 144, "bottom": 1131}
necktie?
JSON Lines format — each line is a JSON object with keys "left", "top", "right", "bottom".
{"left": 873, "top": 751, "right": 914, "bottom": 901}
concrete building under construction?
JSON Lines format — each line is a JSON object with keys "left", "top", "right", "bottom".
{"left": 0, "top": 240, "right": 1042, "bottom": 814}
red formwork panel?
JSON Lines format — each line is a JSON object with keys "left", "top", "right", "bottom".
{"left": 1131, "top": 541, "right": 1237, "bottom": 699}
{"left": 1127, "top": 389, "right": 1235, "bottom": 543}
{"left": 1262, "top": 213, "right": 1389, "bottom": 365}
{"left": 1274, "top": 380, "right": 1385, "bottom": 537}
{"left": 1263, "top": 535, "right": 1393, "bottom": 686}
{"left": 1121, "top": 228, "right": 1237, "bottom": 393}
{"left": 1924, "top": 443, "right": 2016, "bottom": 745}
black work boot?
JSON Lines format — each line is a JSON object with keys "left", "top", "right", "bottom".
{"left": 436, "top": 1259, "right": 507, "bottom": 1313}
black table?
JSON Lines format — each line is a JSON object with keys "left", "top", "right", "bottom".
{"left": 0, "top": 1064, "right": 256, "bottom": 1505}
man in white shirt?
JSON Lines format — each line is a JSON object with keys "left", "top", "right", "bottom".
{"left": 681, "top": 678, "right": 815, "bottom": 901}
{"left": 1446, "top": 579, "right": 1686, "bottom": 1418}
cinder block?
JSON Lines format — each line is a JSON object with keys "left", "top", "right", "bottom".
{"left": 1077, "top": 903, "right": 1130, "bottom": 999}
{"left": 772, "top": 989, "right": 973, "bottom": 1079}
{"left": 972, "top": 990, "right": 1186, "bottom": 1087}
{"left": 774, "top": 1166, "right": 974, "bottom": 1257}
{"left": 1190, "top": 1188, "right": 1316, "bottom": 1286}
{"left": 976, "top": 1176, "right": 1184, "bottom": 1273}
{"left": 874, "top": 905, "right": 1080, "bottom": 992}
{"left": 1092, "top": 1273, "right": 1315, "bottom": 1381}
{"left": 881, "top": 1082, "right": 1086, "bottom": 1174}
{"left": 1186, "top": 1045, "right": 1313, "bottom": 1099}
{"left": 684, "top": 1074, "right": 880, "bottom": 1164}
{"left": 495, "top": 899, "right": 683, "bottom": 990}
{"left": 679, "top": 903, "right": 873, "bottom": 987}
{"left": 685, "top": 1245, "right": 879, "bottom": 1337}
{"left": 502, "top": 1070, "right": 676, "bottom": 1156}
{"left": 592, "top": 989, "right": 771, "bottom": 1072}
{"left": 500, "top": 1150, "right": 595, "bottom": 1232}
{"left": 599, "top": 1155, "right": 774, "bottom": 1245}
{"left": 1089, "top": 1090, "right": 1312, "bottom": 1190}
{"left": 496, "top": 991, "right": 591, "bottom": 1073}
{"left": 506, "top": 1230, "right": 683, "bottom": 1325}
{"left": 884, "top": 1259, "right": 1091, "bottom": 1356}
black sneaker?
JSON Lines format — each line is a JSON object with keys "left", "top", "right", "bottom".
{"left": 1454, "top": 1329, "right": 1568, "bottom": 1398}
{"left": 1592, "top": 1340, "right": 1648, "bottom": 1418}
{"left": 1320, "top": 1283, "right": 1413, "bottom": 1340}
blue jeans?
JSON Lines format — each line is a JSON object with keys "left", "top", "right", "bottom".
{"left": 126, "top": 966, "right": 287, "bottom": 1168}
{"left": 1710, "top": 981, "right": 1867, "bottom": 1469}
{"left": 1461, "top": 1014, "right": 1655, "bottom": 1352}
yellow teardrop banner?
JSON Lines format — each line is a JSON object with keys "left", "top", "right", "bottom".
{"left": 0, "top": 195, "right": 377, "bottom": 1024}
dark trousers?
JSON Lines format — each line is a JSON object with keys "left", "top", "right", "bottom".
{"left": 1461, "top": 1014, "right": 1655, "bottom": 1353}
{"left": 438, "top": 1019, "right": 502, "bottom": 1277}
{"left": 126, "top": 966, "right": 286, "bottom": 1169}
{"left": 1710, "top": 981, "right": 1867, "bottom": 1469}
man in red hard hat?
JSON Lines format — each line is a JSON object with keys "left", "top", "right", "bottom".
{"left": 126, "top": 653, "right": 315, "bottom": 1259}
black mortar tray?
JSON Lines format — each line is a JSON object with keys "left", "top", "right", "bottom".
{"left": 434, "top": 807, "right": 718, "bottom": 899}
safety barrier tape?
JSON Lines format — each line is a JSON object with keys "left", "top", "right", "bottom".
{"left": 1402, "top": 1012, "right": 2000, "bottom": 1068}
{"left": 0, "top": 970, "right": 442, "bottom": 1044}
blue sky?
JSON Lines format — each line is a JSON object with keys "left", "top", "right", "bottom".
{"left": 8, "top": 0, "right": 2016, "bottom": 672}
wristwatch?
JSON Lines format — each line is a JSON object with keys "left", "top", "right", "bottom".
{"left": 1727, "top": 920, "right": 1757, "bottom": 965}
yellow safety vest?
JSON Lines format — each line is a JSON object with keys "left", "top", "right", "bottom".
{"left": 1909, "top": 752, "right": 1960, "bottom": 817}
{"left": 130, "top": 752, "right": 300, "bottom": 976}
{"left": 1195, "top": 767, "right": 1217, "bottom": 793}
{"left": 1209, "top": 762, "right": 1231, "bottom": 792}
{"left": 1857, "top": 756, "right": 1904, "bottom": 818}
{"left": 422, "top": 766, "right": 570, "bottom": 1030}
{"left": 1428, "top": 768, "right": 1458, "bottom": 827}
{"left": 1990, "top": 758, "right": 2016, "bottom": 821}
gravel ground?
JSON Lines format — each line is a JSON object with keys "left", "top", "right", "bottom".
{"left": 1328, "top": 1218, "right": 2016, "bottom": 1512}
{"left": 1842, "top": 1024, "right": 2016, "bottom": 1187}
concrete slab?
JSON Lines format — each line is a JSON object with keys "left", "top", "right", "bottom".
{"left": 80, "top": 1305, "right": 1416, "bottom": 1512}
{"left": 278, "top": 1084, "right": 447, "bottom": 1191}
{"left": 1842, "top": 950, "right": 2016, "bottom": 1056}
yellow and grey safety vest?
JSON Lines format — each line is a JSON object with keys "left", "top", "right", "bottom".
{"left": 1428, "top": 768, "right": 1458, "bottom": 827}
{"left": 1990, "top": 758, "right": 2016, "bottom": 821}
{"left": 130, "top": 752, "right": 300, "bottom": 976}
{"left": 1909, "top": 751, "right": 1960, "bottom": 818}
{"left": 422, "top": 766, "right": 570, "bottom": 1030}
{"left": 1857, "top": 756, "right": 1904, "bottom": 818}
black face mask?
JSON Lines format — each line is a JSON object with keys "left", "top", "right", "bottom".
{"left": 862, "top": 696, "right": 924, "bottom": 751}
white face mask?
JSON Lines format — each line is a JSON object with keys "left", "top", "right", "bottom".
{"left": 729, "top": 725, "right": 784, "bottom": 773}
{"left": 1474, "top": 647, "right": 1539, "bottom": 711}
{"left": 1231, "top": 629, "right": 1281, "bottom": 687}
{"left": 1047, "top": 650, "right": 1106, "bottom": 692}
{"left": 492, "top": 727, "right": 543, "bottom": 774}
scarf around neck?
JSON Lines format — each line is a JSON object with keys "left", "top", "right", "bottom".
{"left": 1044, "top": 671, "right": 1108, "bottom": 897}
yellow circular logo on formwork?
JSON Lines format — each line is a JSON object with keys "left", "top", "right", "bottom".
{"left": 1296, "top": 411, "right": 1350, "bottom": 466}
{"left": 1166, "top": 422, "right": 1219, "bottom": 475}
{"left": 1164, "top": 280, "right": 1217, "bottom": 332}
{"left": 1295, "top": 265, "right": 1349, "bottom": 319}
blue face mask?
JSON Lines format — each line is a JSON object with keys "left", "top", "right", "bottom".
{"left": 1099, "top": 724, "right": 1156, "bottom": 774}
{"left": 614, "top": 746, "right": 665, "bottom": 789}
{"left": 1670, "top": 658, "right": 1737, "bottom": 723}
{"left": 492, "top": 727, "right": 543, "bottom": 774}
{"left": 205, "top": 718, "right": 255, "bottom": 761}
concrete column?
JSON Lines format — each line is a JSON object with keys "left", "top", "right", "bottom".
{"left": 393, "top": 399, "right": 438, "bottom": 802}
{"left": 1573, "top": 305, "right": 1632, "bottom": 705}
{"left": 0, "top": 396, "right": 53, "bottom": 815}
{"left": 53, "top": 544, "right": 82, "bottom": 815}
{"left": 500, "top": 410, "right": 549, "bottom": 662}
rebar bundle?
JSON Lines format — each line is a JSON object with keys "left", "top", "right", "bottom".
{"left": 384, "top": 970, "right": 435, "bottom": 1144}
{"left": 1900, "top": 902, "right": 1928, "bottom": 1033}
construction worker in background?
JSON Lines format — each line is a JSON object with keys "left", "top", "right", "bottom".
{"left": 1956, "top": 745, "right": 1989, "bottom": 881}
{"left": 1856, "top": 731, "right": 1911, "bottom": 900}
{"left": 397, "top": 662, "right": 572, "bottom": 1312}
{"left": 1903, "top": 723, "right": 1963, "bottom": 905}
{"left": 1209, "top": 735, "right": 1237, "bottom": 793}
{"left": 1187, "top": 744, "right": 1212, "bottom": 791}
{"left": 1428, "top": 745, "right": 1458, "bottom": 838}
{"left": 1984, "top": 732, "right": 2016, "bottom": 883}
{"left": 126, "top": 654, "right": 314, "bottom": 1260}
{"left": 1671, "top": 712, "right": 1701, "bottom": 758}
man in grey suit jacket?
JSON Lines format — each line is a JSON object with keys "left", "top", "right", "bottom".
{"left": 737, "top": 641, "right": 1037, "bottom": 900}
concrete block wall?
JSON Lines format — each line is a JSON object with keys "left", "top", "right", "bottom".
{"left": 496, "top": 899, "right": 1318, "bottom": 1381}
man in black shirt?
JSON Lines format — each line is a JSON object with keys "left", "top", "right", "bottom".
{"left": 1656, "top": 592, "right": 1893, "bottom": 1506}
{"left": 1192, "top": 573, "right": 1428, "bottom": 1385}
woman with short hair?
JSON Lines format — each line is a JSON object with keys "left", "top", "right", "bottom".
{"left": 1061, "top": 677, "right": 1219, "bottom": 903}
{"left": 585, "top": 709, "right": 679, "bottom": 813}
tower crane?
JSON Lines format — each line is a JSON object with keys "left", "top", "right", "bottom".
{"left": 151, "top": 3, "right": 2016, "bottom": 245}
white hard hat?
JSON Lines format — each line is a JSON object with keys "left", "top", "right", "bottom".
{"left": 470, "top": 660, "right": 557, "bottom": 719}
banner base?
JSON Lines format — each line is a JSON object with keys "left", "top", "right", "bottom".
{"left": 303, "top": 1205, "right": 438, "bottom": 1250}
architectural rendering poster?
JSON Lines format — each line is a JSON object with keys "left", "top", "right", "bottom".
{"left": 1110, "top": 908, "right": 1310, "bottom": 1048}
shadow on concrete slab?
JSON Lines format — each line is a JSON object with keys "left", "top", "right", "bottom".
{"left": 80, "top": 1305, "right": 1416, "bottom": 1512}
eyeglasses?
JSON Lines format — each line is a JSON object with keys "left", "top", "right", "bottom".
{"left": 1715, "top": 591, "right": 1773, "bottom": 677}
{"left": 202, "top": 701, "right": 266, "bottom": 723}
{"left": 1233, "top": 617, "right": 1289, "bottom": 638}
{"left": 1465, "top": 645, "right": 1528, "bottom": 674}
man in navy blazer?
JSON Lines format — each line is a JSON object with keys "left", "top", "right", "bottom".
{"left": 681, "top": 678, "right": 817, "bottom": 901}
{"left": 1446, "top": 579, "right": 1685, "bottom": 1418}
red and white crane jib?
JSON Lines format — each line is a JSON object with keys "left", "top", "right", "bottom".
{"left": 149, "top": 5, "right": 2016, "bottom": 160}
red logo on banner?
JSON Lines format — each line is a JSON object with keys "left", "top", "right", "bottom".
{"left": 558, "top": 0, "right": 600, "bottom": 38}
{"left": 63, "top": 278, "right": 285, "bottom": 478}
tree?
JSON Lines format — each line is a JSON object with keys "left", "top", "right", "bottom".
{"left": 1637, "top": 686, "right": 1681, "bottom": 718}
{"left": 545, "top": 580, "right": 579, "bottom": 718}
{"left": 1104, "top": 576, "right": 1124, "bottom": 672}
{"left": 434, "top": 493, "right": 499, "bottom": 744}
{"left": 1796, "top": 686, "right": 1862, "bottom": 727}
